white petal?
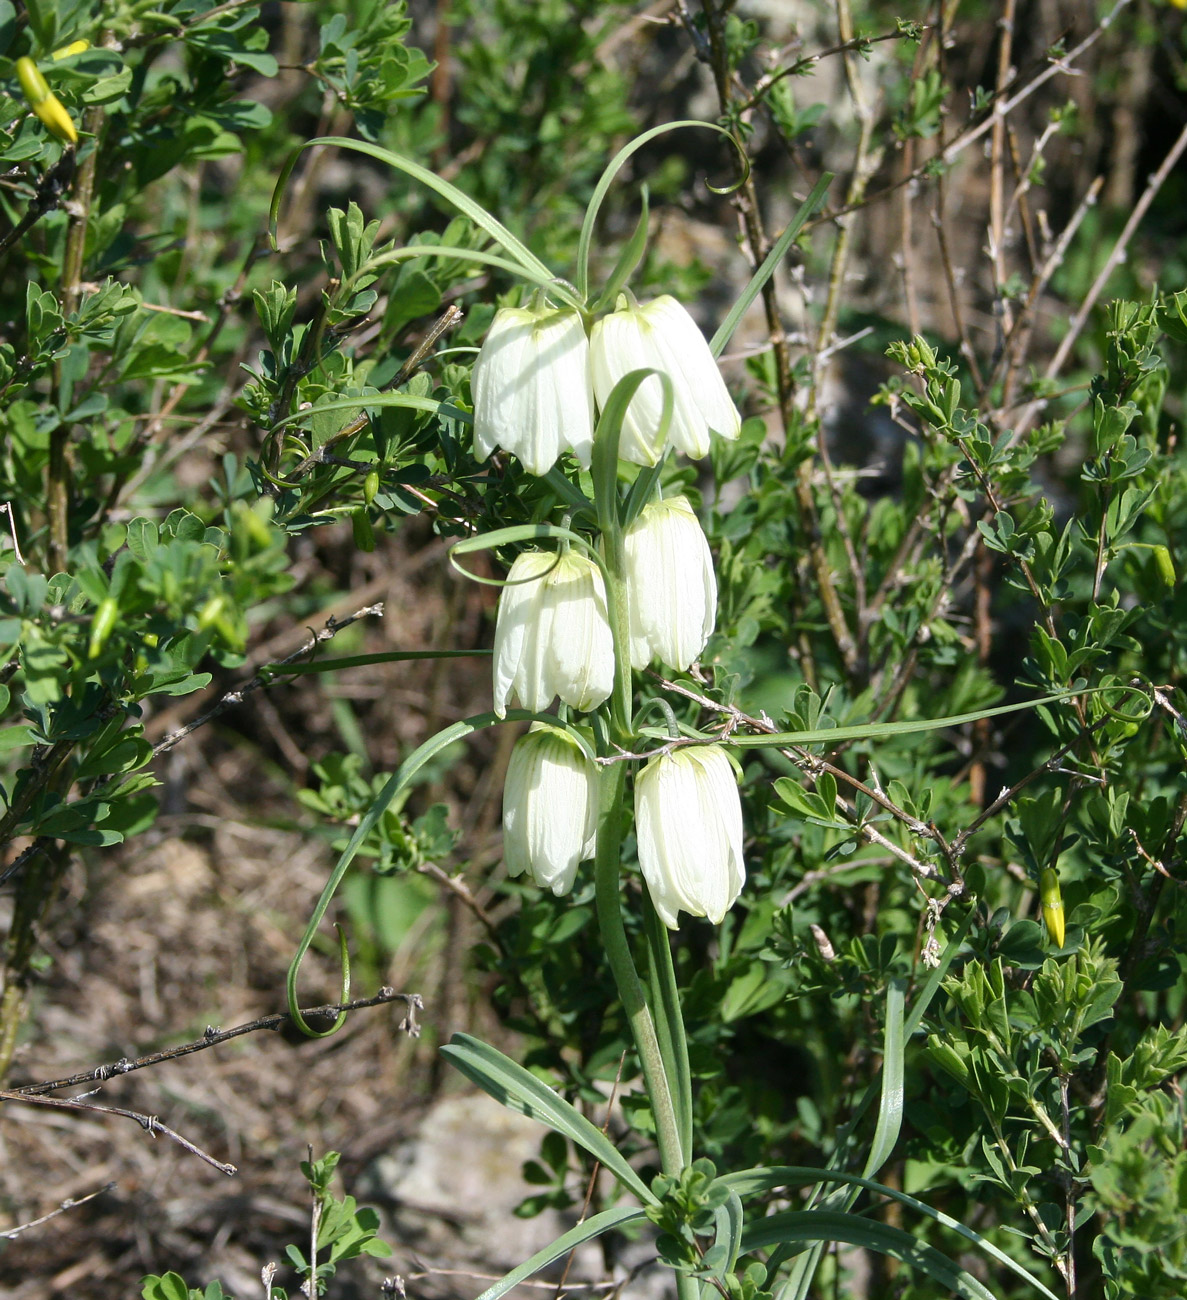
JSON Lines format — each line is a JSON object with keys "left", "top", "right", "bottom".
{"left": 634, "top": 746, "right": 745, "bottom": 929}
{"left": 642, "top": 297, "right": 741, "bottom": 454}
{"left": 472, "top": 307, "right": 592, "bottom": 475}
{"left": 590, "top": 297, "right": 741, "bottom": 466}
{"left": 502, "top": 725, "right": 598, "bottom": 895}
{"left": 492, "top": 550, "right": 614, "bottom": 717}
{"left": 543, "top": 553, "right": 614, "bottom": 712}
{"left": 624, "top": 496, "right": 717, "bottom": 673}
{"left": 492, "top": 551, "right": 555, "bottom": 716}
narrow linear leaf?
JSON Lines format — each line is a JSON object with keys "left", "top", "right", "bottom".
{"left": 265, "top": 650, "right": 491, "bottom": 676}
{"left": 449, "top": 524, "right": 604, "bottom": 587}
{"left": 708, "top": 1188, "right": 744, "bottom": 1279}
{"left": 442, "top": 1033, "right": 656, "bottom": 1206}
{"left": 709, "top": 174, "right": 832, "bottom": 359}
{"left": 366, "top": 244, "right": 563, "bottom": 291}
{"left": 576, "top": 119, "right": 745, "bottom": 301}
{"left": 726, "top": 685, "right": 1130, "bottom": 748}
{"left": 286, "top": 709, "right": 539, "bottom": 1035}
{"left": 472, "top": 1206, "right": 647, "bottom": 1300}
{"left": 269, "top": 393, "right": 471, "bottom": 435}
{"left": 722, "top": 1167, "right": 1059, "bottom": 1300}
{"left": 270, "top": 137, "right": 564, "bottom": 297}
{"left": 742, "top": 1210, "right": 999, "bottom": 1300}
{"left": 590, "top": 184, "right": 650, "bottom": 313}
{"left": 590, "top": 369, "right": 673, "bottom": 536}
{"left": 861, "top": 980, "right": 905, "bottom": 1181}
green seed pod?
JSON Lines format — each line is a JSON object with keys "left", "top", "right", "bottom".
{"left": 352, "top": 507, "right": 375, "bottom": 553}
{"left": 87, "top": 597, "right": 119, "bottom": 658}
{"left": 363, "top": 470, "right": 380, "bottom": 506}
{"left": 1153, "top": 545, "right": 1176, "bottom": 589}
{"left": 1040, "top": 867, "right": 1065, "bottom": 948}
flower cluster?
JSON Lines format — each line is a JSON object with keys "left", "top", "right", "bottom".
{"left": 472, "top": 294, "right": 741, "bottom": 475}
{"left": 475, "top": 291, "right": 746, "bottom": 929}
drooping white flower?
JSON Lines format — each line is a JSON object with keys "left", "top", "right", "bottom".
{"left": 635, "top": 745, "right": 745, "bottom": 929}
{"left": 472, "top": 304, "right": 594, "bottom": 476}
{"left": 623, "top": 495, "right": 717, "bottom": 672}
{"left": 589, "top": 295, "right": 741, "bottom": 465}
{"left": 493, "top": 549, "right": 614, "bottom": 718}
{"left": 503, "top": 723, "right": 598, "bottom": 896}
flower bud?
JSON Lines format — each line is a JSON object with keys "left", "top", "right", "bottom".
{"left": 16, "top": 56, "right": 51, "bottom": 106}
{"left": 493, "top": 549, "right": 614, "bottom": 717}
{"left": 52, "top": 40, "right": 91, "bottom": 59}
{"left": 623, "top": 495, "right": 716, "bottom": 672}
{"left": 589, "top": 295, "right": 740, "bottom": 465}
{"left": 635, "top": 745, "right": 745, "bottom": 929}
{"left": 503, "top": 724, "right": 598, "bottom": 896}
{"left": 1040, "top": 867, "right": 1065, "bottom": 948}
{"left": 472, "top": 304, "right": 593, "bottom": 476}
{"left": 16, "top": 57, "right": 77, "bottom": 144}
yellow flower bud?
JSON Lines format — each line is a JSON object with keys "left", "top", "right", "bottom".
{"left": 52, "top": 40, "right": 91, "bottom": 59}
{"left": 15, "top": 57, "right": 78, "bottom": 143}
{"left": 16, "top": 56, "right": 50, "bottom": 106}
{"left": 1040, "top": 867, "right": 1065, "bottom": 948}
{"left": 33, "top": 92, "right": 78, "bottom": 144}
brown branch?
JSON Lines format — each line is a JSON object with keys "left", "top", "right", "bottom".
{"left": 647, "top": 673, "right": 951, "bottom": 887}
{"left": 151, "top": 602, "right": 385, "bottom": 757}
{"left": 12, "top": 988, "right": 422, "bottom": 1097}
{"left": 0, "top": 150, "right": 77, "bottom": 259}
{"left": 0, "top": 1089, "right": 238, "bottom": 1175}
{"left": 798, "top": 0, "right": 1134, "bottom": 238}
{"left": 0, "top": 1182, "right": 114, "bottom": 1240}
{"left": 1043, "top": 119, "right": 1187, "bottom": 382}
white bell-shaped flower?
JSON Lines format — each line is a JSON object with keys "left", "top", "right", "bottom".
{"left": 635, "top": 745, "right": 745, "bottom": 929}
{"left": 503, "top": 723, "right": 598, "bottom": 896}
{"left": 624, "top": 495, "right": 717, "bottom": 672}
{"left": 493, "top": 549, "right": 614, "bottom": 717}
{"left": 472, "top": 304, "right": 594, "bottom": 476}
{"left": 589, "top": 295, "right": 741, "bottom": 465}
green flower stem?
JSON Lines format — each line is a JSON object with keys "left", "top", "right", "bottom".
{"left": 593, "top": 759, "right": 684, "bottom": 1174}
{"left": 594, "top": 492, "right": 688, "bottom": 1177}
{"left": 643, "top": 894, "right": 693, "bottom": 1161}
{"left": 600, "top": 522, "right": 635, "bottom": 743}
{"left": 592, "top": 430, "right": 696, "bottom": 1300}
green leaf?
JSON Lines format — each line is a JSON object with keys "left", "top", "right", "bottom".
{"left": 576, "top": 119, "right": 746, "bottom": 302}
{"left": 471, "top": 1206, "right": 648, "bottom": 1300}
{"left": 269, "top": 390, "right": 469, "bottom": 436}
{"left": 286, "top": 709, "right": 545, "bottom": 1035}
{"left": 709, "top": 173, "right": 832, "bottom": 358}
{"left": 706, "top": 1188, "right": 744, "bottom": 1279}
{"left": 441, "top": 1033, "right": 656, "bottom": 1205}
{"left": 723, "top": 1166, "right": 1060, "bottom": 1299}
{"left": 860, "top": 981, "right": 905, "bottom": 1181}
{"left": 726, "top": 686, "right": 1121, "bottom": 749}
{"left": 270, "top": 137, "right": 567, "bottom": 303}
{"left": 741, "top": 1209, "right": 998, "bottom": 1299}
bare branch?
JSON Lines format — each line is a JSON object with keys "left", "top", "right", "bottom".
{"left": 11, "top": 989, "right": 422, "bottom": 1097}
{"left": 0, "top": 1182, "right": 113, "bottom": 1240}
{"left": 152, "top": 602, "right": 385, "bottom": 757}
{"left": 0, "top": 1089, "right": 238, "bottom": 1176}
